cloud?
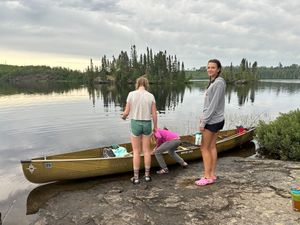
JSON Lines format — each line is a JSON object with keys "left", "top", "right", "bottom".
{"left": 0, "top": 0, "right": 299, "bottom": 70}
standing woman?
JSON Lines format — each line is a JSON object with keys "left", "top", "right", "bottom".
{"left": 195, "top": 59, "right": 226, "bottom": 186}
{"left": 122, "top": 76, "right": 158, "bottom": 184}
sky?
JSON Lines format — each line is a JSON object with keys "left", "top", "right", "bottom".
{"left": 0, "top": 0, "right": 299, "bottom": 71}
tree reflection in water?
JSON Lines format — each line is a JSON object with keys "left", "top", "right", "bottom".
{"left": 1, "top": 80, "right": 300, "bottom": 109}
{"left": 87, "top": 82, "right": 188, "bottom": 111}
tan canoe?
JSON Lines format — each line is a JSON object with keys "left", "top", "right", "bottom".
{"left": 21, "top": 127, "right": 255, "bottom": 184}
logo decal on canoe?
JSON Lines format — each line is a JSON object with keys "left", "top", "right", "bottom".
{"left": 180, "top": 150, "right": 193, "bottom": 154}
{"left": 44, "top": 162, "right": 52, "bottom": 169}
{"left": 27, "top": 164, "right": 36, "bottom": 174}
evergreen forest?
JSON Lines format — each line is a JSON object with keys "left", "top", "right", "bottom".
{"left": 86, "top": 45, "right": 186, "bottom": 84}
{"left": 0, "top": 64, "right": 85, "bottom": 83}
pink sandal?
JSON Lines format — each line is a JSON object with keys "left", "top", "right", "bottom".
{"left": 195, "top": 177, "right": 215, "bottom": 186}
{"left": 196, "top": 176, "right": 218, "bottom": 181}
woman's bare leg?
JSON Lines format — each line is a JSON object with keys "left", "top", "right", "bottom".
{"left": 142, "top": 134, "right": 152, "bottom": 176}
{"left": 131, "top": 135, "right": 142, "bottom": 178}
{"left": 209, "top": 132, "right": 218, "bottom": 178}
{"left": 201, "top": 129, "right": 215, "bottom": 179}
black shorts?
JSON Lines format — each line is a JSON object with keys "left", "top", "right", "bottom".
{"left": 205, "top": 120, "right": 225, "bottom": 133}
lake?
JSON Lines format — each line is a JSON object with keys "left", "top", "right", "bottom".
{"left": 0, "top": 79, "right": 299, "bottom": 224}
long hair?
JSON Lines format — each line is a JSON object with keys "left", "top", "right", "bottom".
{"left": 135, "top": 76, "right": 149, "bottom": 90}
{"left": 207, "top": 59, "right": 222, "bottom": 89}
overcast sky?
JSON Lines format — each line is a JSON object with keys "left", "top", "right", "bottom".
{"left": 0, "top": 0, "right": 299, "bottom": 70}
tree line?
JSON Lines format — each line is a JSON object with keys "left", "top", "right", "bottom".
{"left": 258, "top": 63, "right": 300, "bottom": 79}
{"left": 86, "top": 45, "right": 186, "bottom": 84}
{"left": 1, "top": 57, "right": 299, "bottom": 84}
{"left": 0, "top": 64, "right": 85, "bottom": 83}
{"left": 188, "top": 59, "right": 300, "bottom": 81}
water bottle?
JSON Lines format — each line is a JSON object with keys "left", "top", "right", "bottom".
{"left": 195, "top": 132, "right": 202, "bottom": 145}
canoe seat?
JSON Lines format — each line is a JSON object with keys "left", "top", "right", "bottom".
{"left": 178, "top": 146, "right": 188, "bottom": 150}
{"left": 218, "top": 134, "right": 229, "bottom": 139}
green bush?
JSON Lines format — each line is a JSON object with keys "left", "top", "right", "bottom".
{"left": 255, "top": 109, "right": 300, "bottom": 160}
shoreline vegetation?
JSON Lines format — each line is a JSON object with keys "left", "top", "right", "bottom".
{"left": 256, "top": 109, "right": 300, "bottom": 161}
{"left": 0, "top": 46, "right": 299, "bottom": 84}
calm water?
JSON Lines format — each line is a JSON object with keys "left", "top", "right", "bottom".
{"left": 0, "top": 80, "right": 300, "bottom": 224}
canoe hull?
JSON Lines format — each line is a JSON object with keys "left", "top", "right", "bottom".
{"left": 21, "top": 128, "right": 255, "bottom": 183}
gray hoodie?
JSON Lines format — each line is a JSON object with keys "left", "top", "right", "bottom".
{"left": 200, "top": 76, "right": 226, "bottom": 128}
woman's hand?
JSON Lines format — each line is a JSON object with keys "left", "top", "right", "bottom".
{"left": 153, "top": 126, "right": 157, "bottom": 133}
{"left": 199, "top": 119, "right": 205, "bottom": 132}
{"left": 151, "top": 148, "right": 156, "bottom": 155}
{"left": 122, "top": 103, "right": 130, "bottom": 120}
{"left": 121, "top": 113, "right": 128, "bottom": 120}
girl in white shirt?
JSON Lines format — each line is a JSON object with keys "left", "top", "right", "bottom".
{"left": 122, "top": 76, "right": 158, "bottom": 184}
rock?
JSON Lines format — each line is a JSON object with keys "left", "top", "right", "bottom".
{"left": 29, "top": 157, "right": 300, "bottom": 225}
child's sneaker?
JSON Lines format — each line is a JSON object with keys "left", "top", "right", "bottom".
{"left": 144, "top": 175, "right": 152, "bottom": 182}
{"left": 130, "top": 177, "right": 140, "bottom": 184}
{"left": 181, "top": 162, "right": 188, "bottom": 168}
{"left": 156, "top": 168, "right": 169, "bottom": 174}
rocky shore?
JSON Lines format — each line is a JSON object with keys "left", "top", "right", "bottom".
{"left": 29, "top": 157, "right": 300, "bottom": 225}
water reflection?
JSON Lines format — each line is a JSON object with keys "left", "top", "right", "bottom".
{"left": 87, "top": 83, "right": 188, "bottom": 111}
{"left": 26, "top": 174, "right": 129, "bottom": 215}
{"left": 1, "top": 80, "right": 300, "bottom": 109}
{"left": 0, "top": 81, "right": 82, "bottom": 96}
{"left": 226, "top": 83, "right": 257, "bottom": 106}
{"left": 258, "top": 80, "right": 300, "bottom": 94}
{"left": 226, "top": 81, "right": 300, "bottom": 106}
{"left": 26, "top": 180, "right": 97, "bottom": 215}
{"left": 87, "top": 83, "right": 132, "bottom": 109}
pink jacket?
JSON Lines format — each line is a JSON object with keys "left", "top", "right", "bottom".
{"left": 154, "top": 129, "right": 179, "bottom": 147}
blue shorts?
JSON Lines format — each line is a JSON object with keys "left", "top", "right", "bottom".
{"left": 205, "top": 120, "right": 225, "bottom": 133}
{"left": 130, "top": 119, "right": 152, "bottom": 137}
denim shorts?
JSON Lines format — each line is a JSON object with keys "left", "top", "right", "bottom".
{"left": 130, "top": 119, "right": 152, "bottom": 137}
{"left": 205, "top": 120, "right": 225, "bottom": 133}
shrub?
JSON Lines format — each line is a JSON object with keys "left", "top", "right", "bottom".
{"left": 255, "top": 109, "right": 300, "bottom": 161}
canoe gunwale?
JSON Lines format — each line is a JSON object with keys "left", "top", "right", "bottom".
{"left": 21, "top": 147, "right": 200, "bottom": 163}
